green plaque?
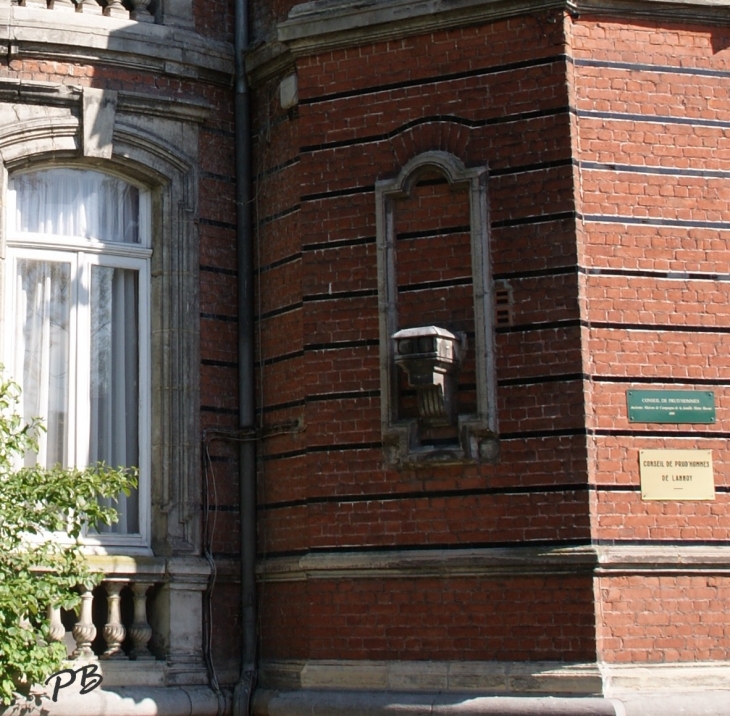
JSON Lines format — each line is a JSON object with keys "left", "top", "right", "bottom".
{"left": 627, "top": 390, "right": 715, "bottom": 424}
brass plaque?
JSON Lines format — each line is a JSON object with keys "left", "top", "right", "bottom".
{"left": 639, "top": 449, "right": 715, "bottom": 501}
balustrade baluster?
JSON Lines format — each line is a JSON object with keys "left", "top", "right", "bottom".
{"left": 129, "top": 582, "right": 154, "bottom": 660}
{"left": 47, "top": 605, "right": 66, "bottom": 646}
{"left": 130, "top": 0, "right": 153, "bottom": 21}
{"left": 72, "top": 588, "right": 97, "bottom": 659}
{"left": 102, "top": 582, "right": 126, "bottom": 659}
{"left": 103, "top": 0, "right": 129, "bottom": 18}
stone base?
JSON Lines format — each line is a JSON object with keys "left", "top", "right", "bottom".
{"left": 253, "top": 690, "right": 618, "bottom": 716}
{"left": 601, "top": 661, "right": 730, "bottom": 695}
{"left": 259, "top": 659, "right": 604, "bottom": 695}
{"left": 254, "top": 660, "right": 730, "bottom": 716}
{"left": 615, "top": 692, "right": 730, "bottom": 716}
{"left": 0, "top": 685, "right": 225, "bottom": 716}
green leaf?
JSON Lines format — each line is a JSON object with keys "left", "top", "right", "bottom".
{"left": 0, "top": 368, "right": 136, "bottom": 705}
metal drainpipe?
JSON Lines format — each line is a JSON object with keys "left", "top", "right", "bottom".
{"left": 232, "top": 0, "right": 257, "bottom": 710}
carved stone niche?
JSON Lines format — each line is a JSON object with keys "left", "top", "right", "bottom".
{"left": 375, "top": 151, "right": 498, "bottom": 467}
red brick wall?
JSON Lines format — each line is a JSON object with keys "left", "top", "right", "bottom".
{"left": 253, "top": 6, "right": 730, "bottom": 671}
{"left": 253, "top": 11, "right": 597, "bottom": 663}
{"left": 569, "top": 15, "right": 730, "bottom": 663}
{"left": 261, "top": 575, "right": 596, "bottom": 662}
{"left": 596, "top": 575, "right": 730, "bottom": 663}
{"left": 318, "top": 574, "right": 594, "bottom": 662}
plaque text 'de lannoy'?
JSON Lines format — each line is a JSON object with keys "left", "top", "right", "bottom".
{"left": 639, "top": 449, "right": 715, "bottom": 501}
{"left": 627, "top": 390, "right": 715, "bottom": 424}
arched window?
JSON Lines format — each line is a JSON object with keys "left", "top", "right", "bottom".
{"left": 4, "top": 167, "right": 151, "bottom": 547}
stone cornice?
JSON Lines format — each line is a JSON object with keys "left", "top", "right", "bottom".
{"left": 278, "top": 0, "right": 563, "bottom": 55}
{"left": 0, "top": 78, "right": 212, "bottom": 123}
{"left": 569, "top": 0, "right": 730, "bottom": 23}
{"left": 0, "top": 7, "right": 233, "bottom": 85}
{"left": 118, "top": 91, "right": 211, "bottom": 123}
{"left": 278, "top": 0, "right": 730, "bottom": 56}
{"left": 258, "top": 544, "right": 730, "bottom": 582}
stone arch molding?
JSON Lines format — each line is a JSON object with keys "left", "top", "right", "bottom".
{"left": 0, "top": 102, "right": 202, "bottom": 557}
{"left": 387, "top": 117, "right": 473, "bottom": 167}
{"left": 375, "top": 150, "right": 499, "bottom": 467}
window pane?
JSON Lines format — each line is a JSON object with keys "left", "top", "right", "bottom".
{"left": 14, "top": 259, "right": 71, "bottom": 468}
{"left": 90, "top": 266, "right": 139, "bottom": 534}
{"left": 14, "top": 169, "right": 140, "bottom": 244}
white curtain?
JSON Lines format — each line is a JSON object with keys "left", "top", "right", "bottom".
{"left": 14, "top": 169, "right": 140, "bottom": 244}
{"left": 90, "top": 266, "right": 139, "bottom": 535}
{"left": 14, "top": 259, "right": 71, "bottom": 468}
{"left": 12, "top": 168, "right": 141, "bottom": 536}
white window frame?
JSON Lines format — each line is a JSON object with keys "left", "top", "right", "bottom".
{"left": 3, "top": 167, "right": 152, "bottom": 552}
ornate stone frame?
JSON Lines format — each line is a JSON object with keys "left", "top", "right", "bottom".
{"left": 0, "top": 83, "right": 208, "bottom": 683}
{"left": 0, "top": 83, "right": 203, "bottom": 557}
{"left": 375, "top": 151, "right": 498, "bottom": 467}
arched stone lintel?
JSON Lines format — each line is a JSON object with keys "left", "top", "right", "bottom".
{"left": 383, "top": 149, "right": 487, "bottom": 199}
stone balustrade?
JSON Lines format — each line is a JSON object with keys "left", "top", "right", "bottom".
{"left": 17, "top": 0, "right": 154, "bottom": 23}
{"left": 33, "top": 554, "right": 212, "bottom": 690}
{"left": 46, "top": 555, "right": 168, "bottom": 663}
{"left": 48, "top": 580, "right": 161, "bottom": 661}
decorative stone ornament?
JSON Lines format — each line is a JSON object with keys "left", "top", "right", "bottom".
{"left": 376, "top": 151, "right": 499, "bottom": 466}
{"left": 393, "top": 326, "right": 465, "bottom": 426}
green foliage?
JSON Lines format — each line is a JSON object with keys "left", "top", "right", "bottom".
{"left": 0, "top": 375, "right": 137, "bottom": 704}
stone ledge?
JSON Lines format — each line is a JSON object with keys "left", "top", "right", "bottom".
{"left": 118, "top": 92, "right": 211, "bottom": 123}
{"left": 595, "top": 545, "right": 730, "bottom": 575}
{"left": 259, "top": 545, "right": 597, "bottom": 581}
{"left": 86, "top": 554, "right": 167, "bottom": 580}
{"left": 259, "top": 659, "right": 604, "bottom": 695}
{"left": 253, "top": 662, "right": 730, "bottom": 716}
{"left": 258, "top": 544, "right": 730, "bottom": 582}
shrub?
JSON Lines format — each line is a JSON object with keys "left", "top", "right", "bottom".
{"left": 0, "top": 375, "right": 136, "bottom": 704}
